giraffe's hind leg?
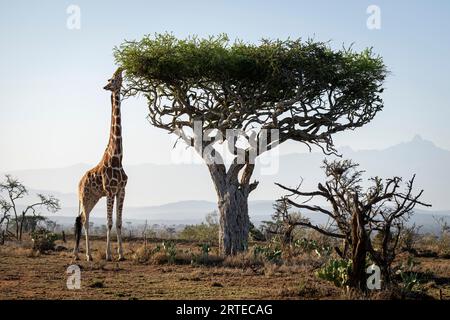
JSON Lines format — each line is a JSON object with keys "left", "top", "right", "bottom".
{"left": 84, "top": 215, "right": 93, "bottom": 262}
{"left": 105, "top": 195, "right": 114, "bottom": 261}
{"left": 81, "top": 198, "right": 99, "bottom": 262}
{"left": 73, "top": 214, "right": 82, "bottom": 260}
{"left": 116, "top": 188, "right": 126, "bottom": 261}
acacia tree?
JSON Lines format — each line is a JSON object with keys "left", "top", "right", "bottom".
{"left": 0, "top": 198, "right": 12, "bottom": 244}
{"left": 0, "top": 199, "right": 12, "bottom": 228}
{"left": 114, "top": 34, "right": 387, "bottom": 255}
{"left": 276, "top": 160, "right": 430, "bottom": 290}
{"left": 0, "top": 175, "right": 60, "bottom": 241}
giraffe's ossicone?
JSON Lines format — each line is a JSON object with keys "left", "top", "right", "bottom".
{"left": 73, "top": 67, "right": 128, "bottom": 262}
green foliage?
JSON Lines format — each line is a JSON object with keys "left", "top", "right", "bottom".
{"left": 31, "top": 228, "right": 58, "bottom": 252}
{"left": 400, "top": 271, "right": 421, "bottom": 294}
{"left": 115, "top": 34, "right": 386, "bottom": 143}
{"left": 249, "top": 221, "right": 265, "bottom": 242}
{"left": 115, "top": 33, "right": 386, "bottom": 104}
{"left": 190, "top": 244, "right": 224, "bottom": 266}
{"left": 397, "top": 257, "right": 425, "bottom": 294}
{"left": 316, "top": 259, "right": 352, "bottom": 288}
{"left": 0, "top": 175, "right": 61, "bottom": 241}
{"left": 294, "top": 238, "right": 332, "bottom": 257}
{"left": 253, "top": 242, "right": 283, "bottom": 263}
{"left": 198, "top": 243, "right": 211, "bottom": 257}
{"left": 179, "top": 212, "right": 219, "bottom": 243}
{"left": 162, "top": 240, "right": 177, "bottom": 264}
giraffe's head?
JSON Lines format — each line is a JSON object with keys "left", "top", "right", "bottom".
{"left": 103, "top": 67, "right": 123, "bottom": 92}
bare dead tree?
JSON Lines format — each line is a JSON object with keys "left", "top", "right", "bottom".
{"left": 0, "top": 198, "right": 14, "bottom": 244}
{"left": 365, "top": 175, "right": 431, "bottom": 283}
{"left": 115, "top": 34, "right": 387, "bottom": 255}
{"left": 276, "top": 159, "right": 430, "bottom": 290}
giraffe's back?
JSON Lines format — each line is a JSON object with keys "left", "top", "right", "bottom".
{"left": 79, "top": 167, "right": 107, "bottom": 198}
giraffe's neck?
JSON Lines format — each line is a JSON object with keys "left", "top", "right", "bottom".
{"left": 106, "top": 91, "right": 123, "bottom": 163}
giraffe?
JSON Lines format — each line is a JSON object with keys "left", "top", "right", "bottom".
{"left": 73, "top": 67, "right": 128, "bottom": 261}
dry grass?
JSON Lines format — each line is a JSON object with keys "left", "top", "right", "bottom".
{"left": 0, "top": 238, "right": 449, "bottom": 300}
{"left": 222, "top": 251, "right": 264, "bottom": 269}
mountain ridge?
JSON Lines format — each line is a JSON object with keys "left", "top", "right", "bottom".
{"left": 1, "top": 135, "right": 449, "bottom": 210}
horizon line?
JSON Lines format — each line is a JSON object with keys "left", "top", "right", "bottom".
{"left": 1, "top": 134, "right": 446, "bottom": 173}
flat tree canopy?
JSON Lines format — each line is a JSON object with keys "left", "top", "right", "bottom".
{"left": 114, "top": 33, "right": 387, "bottom": 255}
{"left": 115, "top": 33, "right": 386, "bottom": 152}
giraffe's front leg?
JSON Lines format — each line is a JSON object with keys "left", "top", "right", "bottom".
{"left": 116, "top": 188, "right": 126, "bottom": 261}
{"left": 106, "top": 195, "right": 114, "bottom": 261}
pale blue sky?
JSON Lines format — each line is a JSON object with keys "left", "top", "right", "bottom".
{"left": 0, "top": 0, "right": 449, "bottom": 171}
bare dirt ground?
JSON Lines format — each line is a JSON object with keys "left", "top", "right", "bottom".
{"left": 0, "top": 238, "right": 449, "bottom": 300}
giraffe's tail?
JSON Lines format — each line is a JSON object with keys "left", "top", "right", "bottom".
{"left": 74, "top": 202, "right": 82, "bottom": 250}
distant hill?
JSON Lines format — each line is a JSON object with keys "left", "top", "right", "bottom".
{"left": 2, "top": 135, "right": 449, "bottom": 210}
{"left": 45, "top": 199, "right": 449, "bottom": 234}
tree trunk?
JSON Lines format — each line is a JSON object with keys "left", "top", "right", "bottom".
{"left": 349, "top": 204, "right": 368, "bottom": 291}
{"left": 14, "top": 212, "right": 19, "bottom": 240}
{"left": 282, "top": 226, "right": 294, "bottom": 248}
{"left": 217, "top": 184, "right": 250, "bottom": 255}
{"left": 19, "top": 213, "right": 25, "bottom": 241}
{"left": 207, "top": 162, "right": 257, "bottom": 256}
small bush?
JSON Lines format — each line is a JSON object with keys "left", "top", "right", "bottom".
{"left": 162, "top": 241, "right": 177, "bottom": 264}
{"left": 316, "top": 259, "right": 352, "bottom": 288}
{"left": 151, "top": 251, "right": 169, "bottom": 265}
{"left": 399, "top": 224, "right": 421, "bottom": 252}
{"left": 31, "top": 228, "right": 58, "bottom": 252}
{"left": 396, "top": 257, "right": 426, "bottom": 295}
{"left": 190, "top": 243, "right": 224, "bottom": 266}
{"left": 132, "top": 245, "right": 154, "bottom": 264}
{"left": 437, "top": 234, "right": 450, "bottom": 257}
{"left": 249, "top": 222, "right": 265, "bottom": 241}
{"left": 294, "top": 238, "right": 332, "bottom": 257}
{"left": 253, "top": 242, "right": 282, "bottom": 263}
{"left": 198, "top": 243, "right": 211, "bottom": 256}
{"left": 179, "top": 212, "right": 219, "bottom": 243}
{"left": 89, "top": 280, "right": 105, "bottom": 288}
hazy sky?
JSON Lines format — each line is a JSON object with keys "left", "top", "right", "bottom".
{"left": 1, "top": 0, "right": 449, "bottom": 171}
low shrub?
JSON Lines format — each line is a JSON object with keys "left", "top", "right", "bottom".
{"left": 162, "top": 241, "right": 177, "bottom": 264}
{"left": 316, "top": 259, "right": 352, "bottom": 288}
{"left": 294, "top": 238, "right": 332, "bottom": 257}
{"left": 395, "top": 257, "right": 428, "bottom": 295}
{"left": 179, "top": 212, "right": 219, "bottom": 243}
{"left": 31, "top": 228, "right": 58, "bottom": 252}
{"left": 151, "top": 251, "right": 168, "bottom": 265}
{"left": 132, "top": 245, "right": 154, "bottom": 264}
{"left": 253, "top": 243, "right": 282, "bottom": 263}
